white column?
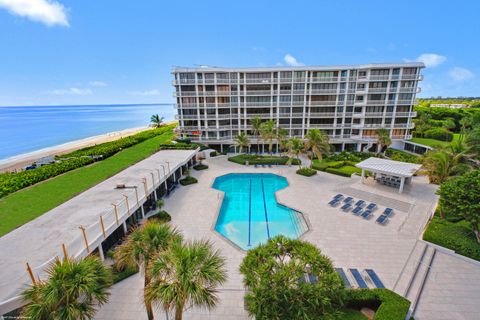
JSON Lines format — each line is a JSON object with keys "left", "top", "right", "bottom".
{"left": 140, "top": 206, "right": 145, "bottom": 218}
{"left": 356, "top": 143, "right": 362, "bottom": 152}
{"left": 399, "top": 177, "right": 405, "bottom": 193}
{"left": 98, "top": 243, "right": 105, "bottom": 261}
{"left": 122, "top": 221, "right": 128, "bottom": 234}
{"left": 153, "top": 190, "right": 158, "bottom": 201}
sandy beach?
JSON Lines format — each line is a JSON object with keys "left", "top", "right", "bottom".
{"left": 0, "top": 126, "right": 154, "bottom": 173}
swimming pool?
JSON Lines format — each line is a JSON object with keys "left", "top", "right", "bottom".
{"left": 213, "top": 173, "right": 308, "bottom": 250}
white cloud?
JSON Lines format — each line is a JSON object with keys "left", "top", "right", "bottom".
{"left": 406, "top": 53, "right": 446, "bottom": 67}
{"left": 284, "top": 54, "right": 304, "bottom": 67}
{"left": 88, "top": 81, "right": 107, "bottom": 87}
{"left": 50, "top": 88, "right": 92, "bottom": 95}
{"left": 0, "top": 0, "right": 69, "bottom": 27}
{"left": 449, "top": 67, "right": 474, "bottom": 82}
{"left": 128, "top": 89, "right": 161, "bottom": 96}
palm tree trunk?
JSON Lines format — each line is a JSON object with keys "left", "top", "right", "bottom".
{"left": 174, "top": 301, "right": 185, "bottom": 320}
{"left": 474, "top": 228, "right": 480, "bottom": 244}
{"left": 144, "top": 270, "right": 154, "bottom": 320}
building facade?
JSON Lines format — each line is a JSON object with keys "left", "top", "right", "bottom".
{"left": 172, "top": 62, "right": 424, "bottom": 152}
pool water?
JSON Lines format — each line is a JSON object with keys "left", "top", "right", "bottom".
{"left": 213, "top": 173, "right": 308, "bottom": 250}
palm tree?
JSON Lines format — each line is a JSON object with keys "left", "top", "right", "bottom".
{"left": 251, "top": 116, "right": 263, "bottom": 153}
{"left": 276, "top": 127, "right": 289, "bottom": 156}
{"left": 21, "top": 255, "right": 112, "bottom": 320}
{"left": 145, "top": 240, "right": 227, "bottom": 320}
{"left": 115, "top": 221, "right": 182, "bottom": 320}
{"left": 304, "top": 129, "right": 330, "bottom": 167}
{"left": 260, "top": 119, "right": 277, "bottom": 155}
{"left": 422, "top": 149, "right": 468, "bottom": 184}
{"left": 286, "top": 137, "right": 305, "bottom": 169}
{"left": 234, "top": 131, "right": 250, "bottom": 154}
{"left": 376, "top": 128, "right": 392, "bottom": 153}
{"left": 151, "top": 114, "right": 165, "bottom": 128}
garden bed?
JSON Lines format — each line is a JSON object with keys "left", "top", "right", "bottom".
{"left": 228, "top": 154, "right": 300, "bottom": 165}
{"left": 296, "top": 167, "right": 317, "bottom": 177}
{"left": 193, "top": 164, "right": 209, "bottom": 170}
{"left": 423, "top": 216, "right": 480, "bottom": 261}
{"left": 179, "top": 176, "right": 198, "bottom": 186}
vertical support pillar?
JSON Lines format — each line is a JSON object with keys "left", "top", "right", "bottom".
{"left": 98, "top": 243, "right": 105, "bottom": 261}
{"left": 123, "top": 195, "right": 131, "bottom": 216}
{"left": 140, "top": 205, "right": 145, "bottom": 218}
{"left": 100, "top": 216, "right": 106, "bottom": 240}
{"left": 62, "top": 243, "right": 68, "bottom": 260}
{"left": 356, "top": 143, "right": 362, "bottom": 152}
{"left": 122, "top": 221, "right": 128, "bottom": 234}
{"left": 399, "top": 177, "right": 405, "bottom": 193}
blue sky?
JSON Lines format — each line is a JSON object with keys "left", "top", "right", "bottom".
{"left": 0, "top": 0, "right": 479, "bottom": 106}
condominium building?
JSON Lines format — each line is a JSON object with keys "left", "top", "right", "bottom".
{"left": 172, "top": 62, "right": 424, "bottom": 152}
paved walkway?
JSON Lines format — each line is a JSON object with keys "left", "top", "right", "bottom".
{"left": 95, "top": 156, "right": 480, "bottom": 320}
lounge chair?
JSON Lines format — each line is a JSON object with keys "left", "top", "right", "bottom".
{"left": 376, "top": 214, "right": 388, "bottom": 225}
{"left": 355, "top": 200, "right": 365, "bottom": 207}
{"left": 344, "top": 196, "right": 354, "bottom": 203}
{"left": 341, "top": 203, "right": 352, "bottom": 212}
{"left": 329, "top": 199, "right": 340, "bottom": 207}
{"left": 254, "top": 164, "right": 258, "bottom": 168}
{"left": 352, "top": 206, "right": 363, "bottom": 216}
{"left": 361, "top": 210, "right": 373, "bottom": 219}
{"left": 334, "top": 194, "right": 344, "bottom": 200}
{"left": 366, "top": 203, "right": 377, "bottom": 211}
{"left": 349, "top": 268, "right": 369, "bottom": 288}
{"left": 335, "top": 268, "right": 352, "bottom": 288}
{"left": 268, "top": 164, "right": 272, "bottom": 168}
{"left": 364, "top": 269, "right": 385, "bottom": 288}
{"left": 383, "top": 208, "right": 394, "bottom": 217}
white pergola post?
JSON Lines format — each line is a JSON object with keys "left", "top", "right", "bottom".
{"left": 98, "top": 243, "right": 105, "bottom": 261}
{"left": 399, "top": 177, "right": 405, "bottom": 193}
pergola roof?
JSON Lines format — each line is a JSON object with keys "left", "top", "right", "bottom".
{"left": 355, "top": 157, "right": 422, "bottom": 178}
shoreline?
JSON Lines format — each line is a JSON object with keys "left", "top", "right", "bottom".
{"left": 0, "top": 126, "right": 154, "bottom": 173}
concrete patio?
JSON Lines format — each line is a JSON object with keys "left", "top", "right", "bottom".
{"left": 93, "top": 155, "right": 480, "bottom": 320}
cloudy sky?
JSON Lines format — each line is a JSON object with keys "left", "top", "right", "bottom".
{"left": 0, "top": 0, "right": 479, "bottom": 106}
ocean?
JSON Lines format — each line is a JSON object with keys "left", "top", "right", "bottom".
{"left": 0, "top": 104, "right": 175, "bottom": 160}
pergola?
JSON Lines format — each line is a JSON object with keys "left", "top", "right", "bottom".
{"left": 355, "top": 157, "right": 422, "bottom": 193}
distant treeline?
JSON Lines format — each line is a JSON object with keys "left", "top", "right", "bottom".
{"left": 417, "top": 97, "right": 480, "bottom": 108}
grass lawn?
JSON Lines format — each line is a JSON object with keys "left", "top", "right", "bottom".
{"left": 410, "top": 133, "right": 461, "bottom": 149}
{"left": 423, "top": 216, "right": 480, "bottom": 261}
{"left": 0, "top": 128, "right": 175, "bottom": 236}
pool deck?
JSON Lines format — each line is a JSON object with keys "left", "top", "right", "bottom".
{"left": 89, "top": 156, "right": 480, "bottom": 319}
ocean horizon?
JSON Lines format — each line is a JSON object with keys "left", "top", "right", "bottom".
{"left": 0, "top": 103, "right": 175, "bottom": 160}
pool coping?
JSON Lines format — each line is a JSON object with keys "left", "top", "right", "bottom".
{"left": 208, "top": 172, "right": 311, "bottom": 252}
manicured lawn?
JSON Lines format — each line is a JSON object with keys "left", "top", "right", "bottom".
{"left": 423, "top": 216, "right": 480, "bottom": 261}
{"left": 312, "top": 159, "right": 361, "bottom": 178}
{"left": 410, "top": 133, "right": 461, "bottom": 149}
{"left": 0, "top": 129, "right": 175, "bottom": 236}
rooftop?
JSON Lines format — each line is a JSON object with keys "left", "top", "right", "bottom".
{"left": 172, "top": 62, "right": 425, "bottom": 73}
{"left": 355, "top": 157, "right": 422, "bottom": 178}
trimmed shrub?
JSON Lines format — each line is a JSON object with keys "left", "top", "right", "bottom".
{"left": 193, "top": 164, "right": 209, "bottom": 170}
{"left": 423, "top": 216, "right": 480, "bottom": 261}
{"left": 423, "top": 127, "right": 453, "bottom": 142}
{"left": 326, "top": 166, "right": 360, "bottom": 177}
{"left": 345, "top": 288, "right": 410, "bottom": 320}
{"left": 296, "top": 168, "right": 317, "bottom": 177}
{"left": 148, "top": 210, "right": 172, "bottom": 223}
{"left": 179, "top": 176, "right": 198, "bottom": 186}
{"left": 385, "top": 148, "right": 421, "bottom": 164}
{"left": 158, "top": 143, "right": 199, "bottom": 150}
{"left": 228, "top": 154, "right": 300, "bottom": 166}
{"left": 112, "top": 265, "right": 139, "bottom": 284}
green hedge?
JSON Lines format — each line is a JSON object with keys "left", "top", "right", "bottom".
{"left": 0, "top": 157, "right": 94, "bottom": 198}
{"left": 324, "top": 151, "right": 380, "bottom": 163}
{"left": 326, "top": 166, "right": 361, "bottom": 177}
{"left": 228, "top": 154, "right": 300, "bottom": 165}
{"left": 312, "top": 160, "right": 345, "bottom": 171}
{"left": 345, "top": 289, "right": 411, "bottom": 320}
{"left": 423, "top": 128, "right": 453, "bottom": 142}
{"left": 385, "top": 149, "right": 421, "bottom": 164}
{"left": 158, "top": 142, "right": 199, "bottom": 150}
{"left": 193, "top": 164, "right": 208, "bottom": 170}
{"left": 179, "top": 176, "right": 198, "bottom": 185}
{"left": 423, "top": 216, "right": 480, "bottom": 261}
{"left": 148, "top": 210, "right": 172, "bottom": 223}
{"left": 296, "top": 167, "right": 317, "bottom": 177}
{"left": 60, "top": 126, "right": 173, "bottom": 159}
{"left": 112, "top": 265, "right": 139, "bottom": 284}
